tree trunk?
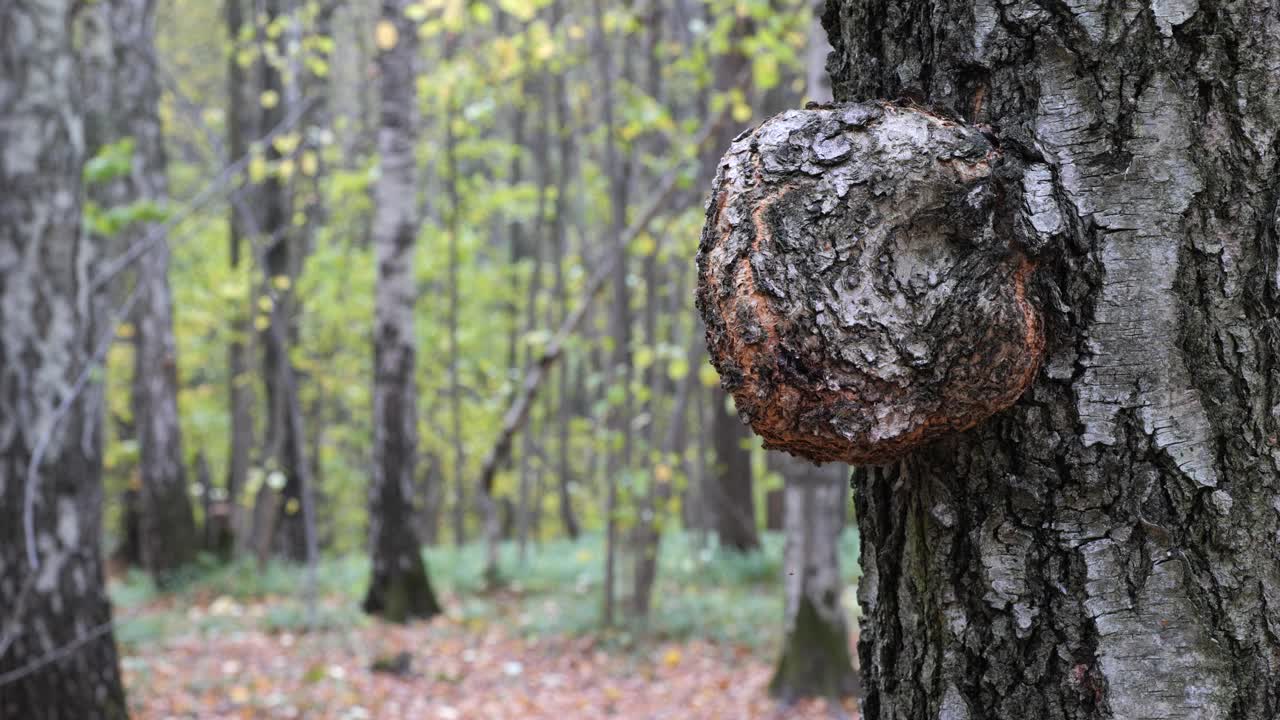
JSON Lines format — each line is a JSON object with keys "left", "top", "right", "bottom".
{"left": 821, "top": 0, "right": 1280, "bottom": 716}
{"left": 0, "top": 0, "right": 128, "bottom": 715}
{"left": 224, "top": 0, "right": 255, "bottom": 554}
{"left": 549, "top": 0, "right": 581, "bottom": 543}
{"left": 768, "top": 453, "right": 857, "bottom": 701}
{"left": 363, "top": 0, "right": 441, "bottom": 623}
{"left": 112, "top": 0, "right": 199, "bottom": 581}
{"left": 708, "top": 389, "right": 759, "bottom": 552}
{"left": 252, "top": 0, "right": 311, "bottom": 562}
{"left": 594, "top": 0, "right": 632, "bottom": 626}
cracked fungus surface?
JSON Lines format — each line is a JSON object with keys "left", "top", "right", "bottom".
{"left": 696, "top": 102, "right": 1043, "bottom": 465}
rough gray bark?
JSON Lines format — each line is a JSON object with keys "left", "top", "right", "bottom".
{"left": 112, "top": 0, "right": 199, "bottom": 580}
{"left": 363, "top": 0, "right": 440, "bottom": 623}
{"left": 709, "top": 0, "right": 1280, "bottom": 716}
{"left": 770, "top": 453, "right": 858, "bottom": 702}
{"left": 0, "top": 0, "right": 128, "bottom": 715}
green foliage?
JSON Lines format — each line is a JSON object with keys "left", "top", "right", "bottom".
{"left": 84, "top": 137, "right": 137, "bottom": 185}
{"left": 107, "top": 0, "right": 823, "bottom": 612}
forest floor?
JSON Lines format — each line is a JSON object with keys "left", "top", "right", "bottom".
{"left": 113, "top": 532, "right": 861, "bottom": 719}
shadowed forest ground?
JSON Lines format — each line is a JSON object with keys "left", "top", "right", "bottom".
{"left": 113, "top": 532, "right": 861, "bottom": 719}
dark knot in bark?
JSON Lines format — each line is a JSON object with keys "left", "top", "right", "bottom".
{"left": 695, "top": 102, "right": 1044, "bottom": 465}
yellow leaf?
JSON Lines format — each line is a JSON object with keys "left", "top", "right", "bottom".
{"left": 300, "top": 150, "right": 318, "bottom": 176}
{"left": 259, "top": 89, "right": 279, "bottom": 109}
{"left": 632, "top": 232, "right": 656, "bottom": 257}
{"left": 257, "top": 296, "right": 274, "bottom": 312}
{"left": 271, "top": 275, "right": 291, "bottom": 291}
{"left": 116, "top": 322, "right": 136, "bottom": 339}
{"left": 662, "top": 648, "right": 682, "bottom": 668}
{"left": 229, "top": 686, "right": 250, "bottom": 704}
{"left": 655, "top": 464, "right": 672, "bottom": 483}
{"left": 404, "top": 2, "right": 428, "bottom": 21}
{"left": 277, "top": 158, "right": 295, "bottom": 179}
{"left": 272, "top": 132, "right": 300, "bottom": 155}
{"left": 285, "top": 497, "right": 300, "bottom": 514}
{"left": 255, "top": 315, "right": 271, "bottom": 331}
{"left": 375, "top": 19, "right": 399, "bottom": 50}
{"left": 567, "top": 24, "right": 584, "bottom": 40}
{"left": 248, "top": 155, "right": 268, "bottom": 184}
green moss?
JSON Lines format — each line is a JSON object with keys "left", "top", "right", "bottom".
{"left": 769, "top": 595, "right": 858, "bottom": 701}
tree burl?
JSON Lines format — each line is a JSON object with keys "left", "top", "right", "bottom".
{"left": 696, "top": 102, "right": 1044, "bottom": 465}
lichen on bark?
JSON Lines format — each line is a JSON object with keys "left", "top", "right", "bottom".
{"left": 696, "top": 102, "right": 1043, "bottom": 466}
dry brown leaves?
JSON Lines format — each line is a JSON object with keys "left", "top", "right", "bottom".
{"left": 123, "top": 609, "right": 860, "bottom": 720}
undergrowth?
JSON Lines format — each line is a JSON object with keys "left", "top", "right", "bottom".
{"left": 110, "top": 530, "right": 860, "bottom": 653}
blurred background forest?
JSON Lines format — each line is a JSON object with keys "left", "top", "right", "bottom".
{"left": 2, "top": 0, "right": 862, "bottom": 717}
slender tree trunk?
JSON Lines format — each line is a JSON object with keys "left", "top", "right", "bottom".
{"left": 107, "top": 0, "right": 199, "bottom": 581}
{"left": 0, "top": 1, "right": 127, "bottom": 714}
{"left": 708, "top": 389, "right": 760, "bottom": 552}
{"left": 224, "top": 0, "right": 255, "bottom": 554}
{"left": 593, "top": 0, "right": 633, "bottom": 627}
{"left": 363, "top": 0, "right": 441, "bottom": 623}
{"left": 549, "top": 0, "right": 580, "bottom": 541}
{"left": 442, "top": 33, "right": 473, "bottom": 555}
{"left": 816, "top": 0, "right": 1280, "bottom": 716}
{"left": 252, "top": 0, "right": 310, "bottom": 562}
{"left": 630, "top": 0, "right": 668, "bottom": 620}
{"left": 517, "top": 50, "right": 549, "bottom": 562}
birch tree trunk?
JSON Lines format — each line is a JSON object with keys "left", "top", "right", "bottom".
{"left": 363, "top": 0, "right": 441, "bottom": 623}
{"left": 820, "top": 0, "right": 1280, "bottom": 715}
{"left": 769, "top": 453, "right": 858, "bottom": 701}
{"left": 112, "top": 0, "right": 199, "bottom": 581}
{"left": 360, "top": 0, "right": 440, "bottom": 622}
{"left": 0, "top": 0, "right": 127, "bottom": 714}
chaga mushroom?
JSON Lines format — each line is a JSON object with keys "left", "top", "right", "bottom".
{"left": 695, "top": 102, "right": 1044, "bottom": 466}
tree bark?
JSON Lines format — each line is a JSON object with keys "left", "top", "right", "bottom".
{"left": 708, "top": 389, "right": 760, "bottom": 552}
{"left": 251, "top": 0, "right": 312, "bottom": 563}
{"left": 112, "top": 0, "right": 199, "bottom": 581}
{"left": 363, "top": 0, "right": 441, "bottom": 623}
{"left": 224, "top": 0, "right": 255, "bottom": 555}
{"left": 769, "top": 453, "right": 857, "bottom": 701}
{"left": 594, "top": 0, "right": 632, "bottom": 626}
{"left": 0, "top": 0, "right": 128, "bottom": 715}
{"left": 820, "top": 0, "right": 1280, "bottom": 716}
{"left": 548, "top": 0, "right": 581, "bottom": 543}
